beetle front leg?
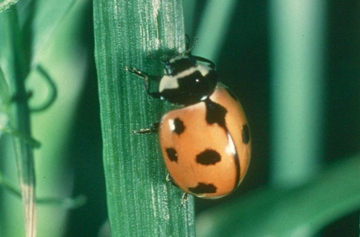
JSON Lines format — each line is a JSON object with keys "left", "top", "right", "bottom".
{"left": 125, "top": 66, "right": 161, "bottom": 99}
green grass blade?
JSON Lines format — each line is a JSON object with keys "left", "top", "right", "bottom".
{"left": 17, "top": 0, "right": 76, "bottom": 65}
{"left": 0, "top": 9, "right": 37, "bottom": 237}
{"left": 0, "top": 67, "right": 10, "bottom": 109}
{"left": 1, "top": 1, "right": 81, "bottom": 235}
{"left": 94, "top": 0, "right": 195, "bottom": 236}
{"left": 193, "top": 0, "right": 238, "bottom": 62}
{"left": 196, "top": 155, "right": 360, "bottom": 236}
{"left": 26, "top": 1, "right": 91, "bottom": 235}
{"left": 269, "top": 0, "right": 325, "bottom": 187}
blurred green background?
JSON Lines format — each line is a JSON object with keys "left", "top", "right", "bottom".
{"left": 0, "top": 0, "right": 359, "bottom": 236}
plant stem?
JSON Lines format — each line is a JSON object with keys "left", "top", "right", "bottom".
{"left": 1, "top": 9, "right": 37, "bottom": 237}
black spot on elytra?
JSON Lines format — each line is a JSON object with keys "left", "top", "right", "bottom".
{"left": 188, "top": 183, "right": 217, "bottom": 194}
{"left": 204, "top": 99, "right": 227, "bottom": 128}
{"left": 242, "top": 124, "right": 250, "bottom": 144}
{"left": 224, "top": 86, "right": 239, "bottom": 101}
{"left": 196, "top": 149, "right": 221, "bottom": 165}
{"left": 173, "top": 118, "right": 185, "bottom": 135}
{"left": 166, "top": 148, "right": 178, "bottom": 162}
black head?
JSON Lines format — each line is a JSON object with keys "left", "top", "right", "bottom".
{"left": 158, "top": 54, "right": 218, "bottom": 105}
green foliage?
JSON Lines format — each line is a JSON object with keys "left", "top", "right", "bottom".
{"left": 0, "top": 0, "right": 358, "bottom": 236}
{"left": 0, "top": 0, "right": 88, "bottom": 236}
{"left": 93, "top": 0, "right": 195, "bottom": 236}
{"left": 197, "top": 155, "right": 360, "bottom": 236}
{"left": 0, "top": 8, "right": 37, "bottom": 237}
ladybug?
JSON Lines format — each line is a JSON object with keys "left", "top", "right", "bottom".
{"left": 125, "top": 42, "right": 251, "bottom": 199}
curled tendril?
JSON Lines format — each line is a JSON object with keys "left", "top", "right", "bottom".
{"left": 0, "top": 66, "right": 41, "bottom": 148}
{"left": 30, "top": 65, "right": 58, "bottom": 113}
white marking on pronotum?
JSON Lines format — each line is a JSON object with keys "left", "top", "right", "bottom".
{"left": 159, "top": 75, "right": 179, "bottom": 92}
{"left": 159, "top": 65, "right": 211, "bottom": 92}
{"left": 196, "top": 64, "right": 211, "bottom": 77}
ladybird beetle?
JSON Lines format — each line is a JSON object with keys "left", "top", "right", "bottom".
{"left": 126, "top": 41, "right": 251, "bottom": 199}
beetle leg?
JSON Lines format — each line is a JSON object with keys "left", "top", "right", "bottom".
{"left": 133, "top": 121, "right": 159, "bottom": 134}
{"left": 125, "top": 66, "right": 162, "bottom": 99}
{"left": 166, "top": 174, "right": 189, "bottom": 207}
{"left": 125, "top": 66, "right": 150, "bottom": 92}
{"left": 180, "top": 193, "right": 189, "bottom": 207}
{"left": 166, "top": 173, "right": 180, "bottom": 187}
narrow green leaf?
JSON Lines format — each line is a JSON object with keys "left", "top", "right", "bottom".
{"left": 94, "top": 0, "right": 195, "bottom": 236}
{"left": 193, "top": 0, "right": 238, "bottom": 62}
{"left": 25, "top": 1, "right": 91, "bottom": 235}
{"left": 1, "top": 0, "right": 91, "bottom": 236}
{"left": 17, "top": 0, "right": 76, "bottom": 65}
{"left": 196, "top": 155, "right": 360, "bottom": 236}
{"left": 0, "top": 66, "right": 10, "bottom": 135}
{"left": 0, "top": 67, "right": 40, "bottom": 145}
{"left": 0, "top": 67, "right": 10, "bottom": 110}
{"left": 0, "top": 9, "right": 37, "bottom": 237}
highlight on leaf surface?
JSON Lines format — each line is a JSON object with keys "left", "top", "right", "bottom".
{"left": 0, "top": 0, "right": 19, "bottom": 12}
